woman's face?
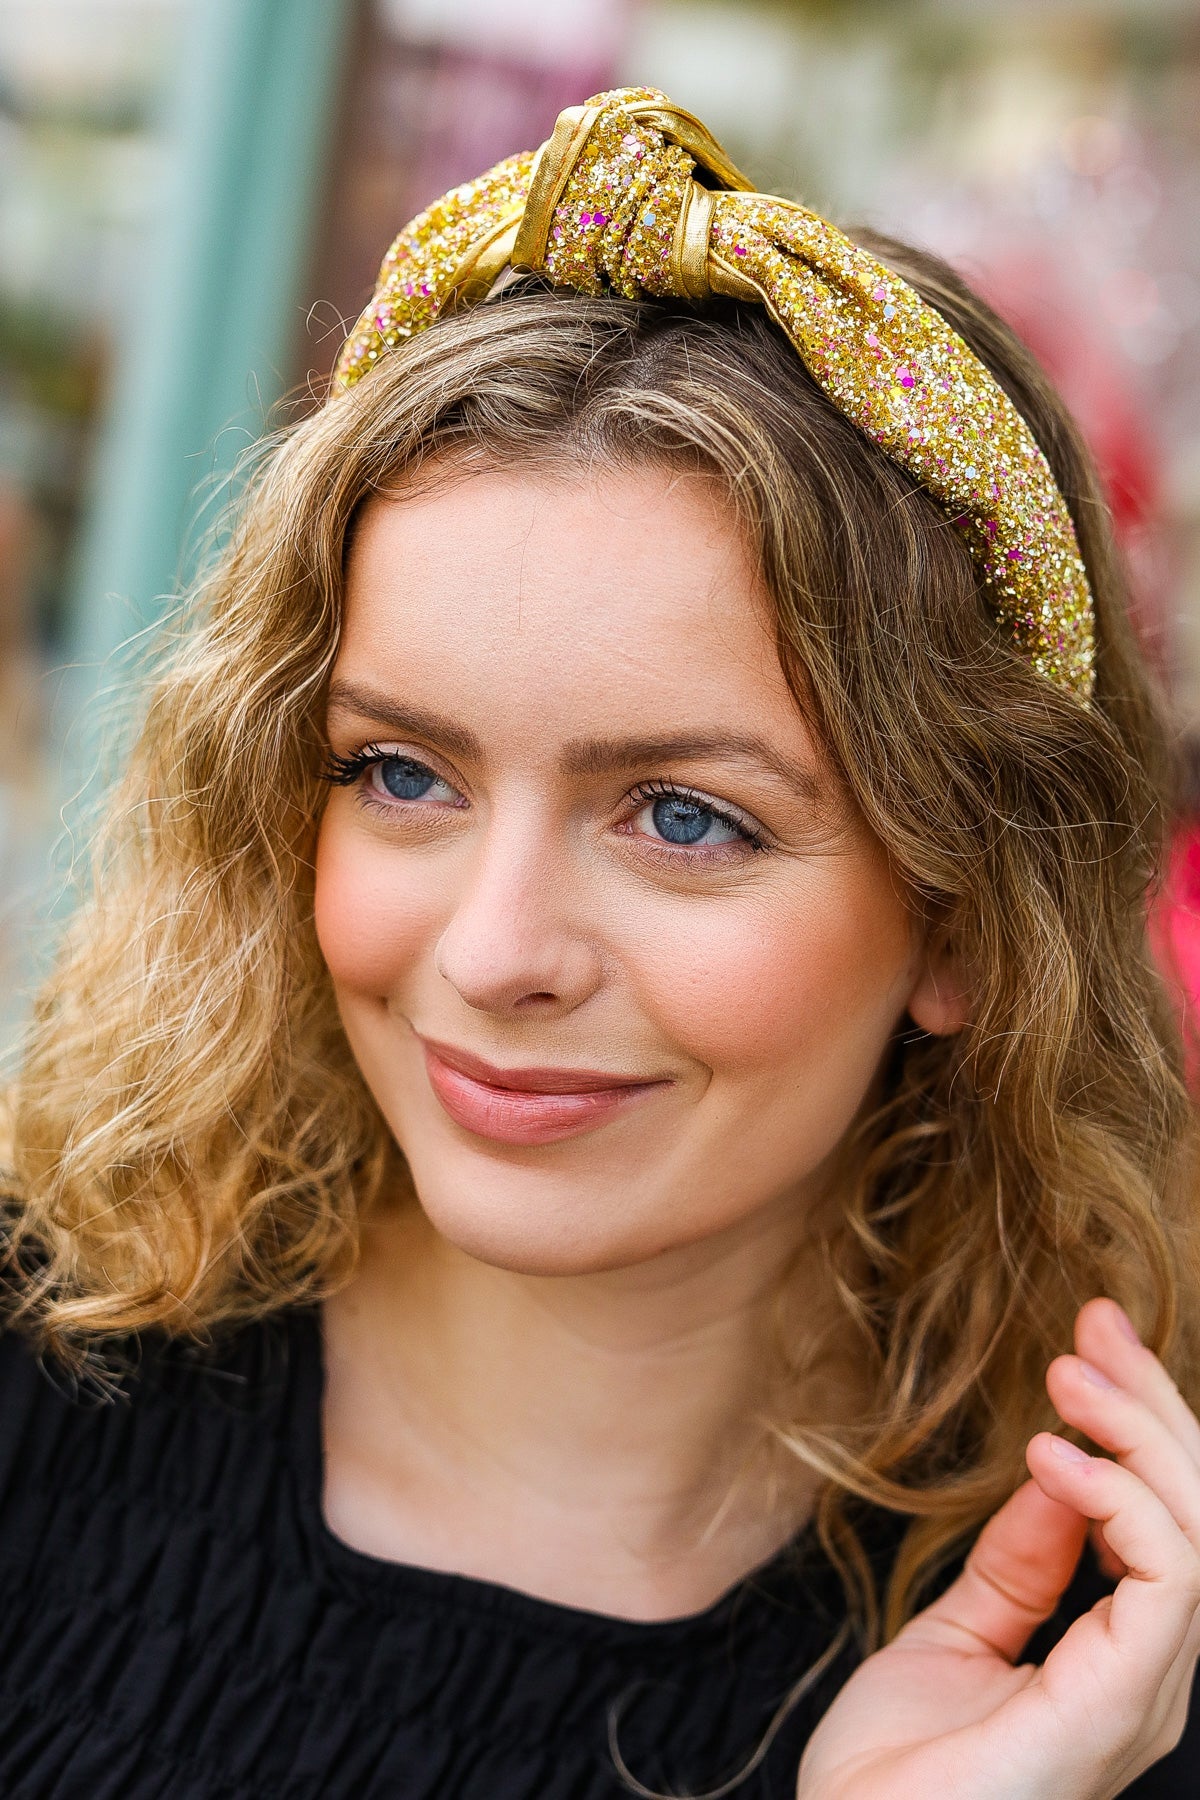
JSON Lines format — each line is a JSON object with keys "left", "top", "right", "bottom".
{"left": 316, "top": 464, "right": 955, "bottom": 1274}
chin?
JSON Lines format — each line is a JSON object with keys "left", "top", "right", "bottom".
{"left": 396, "top": 1137, "right": 727, "bottom": 1277}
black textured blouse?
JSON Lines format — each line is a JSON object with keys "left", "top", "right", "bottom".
{"left": 0, "top": 1308, "right": 1194, "bottom": 1799}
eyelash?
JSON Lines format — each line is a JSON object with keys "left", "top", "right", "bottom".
{"left": 625, "top": 779, "right": 767, "bottom": 854}
{"left": 320, "top": 747, "right": 769, "bottom": 856}
{"left": 321, "top": 744, "right": 401, "bottom": 787}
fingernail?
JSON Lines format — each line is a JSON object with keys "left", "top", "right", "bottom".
{"left": 1112, "top": 1306, "right": 1141, "bottom": 1345}
{"left": 1049, "top": 1435, "right": 1092, "bottom": 1464}
{"left": 1079, "top": 1359, "right": 1117, "bottom": 1389}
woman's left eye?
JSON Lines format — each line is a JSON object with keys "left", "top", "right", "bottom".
{"left": 368, "top": 756, "right": 461, "bottom": 805}
{"left": 629, "top": 787, "right": 761, "bottom": 852}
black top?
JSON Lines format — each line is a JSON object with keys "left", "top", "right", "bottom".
{"left": 0, "top": 1309, "right": 1194, "bottom": 1799}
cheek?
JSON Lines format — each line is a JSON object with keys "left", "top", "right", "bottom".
{"left": 313, "top": 806, "right": 435, "bottom": 995}
{"left": 624, "top": 857, "right": 916, "bottom": 1079}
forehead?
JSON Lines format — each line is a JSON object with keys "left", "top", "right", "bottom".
{"left": 336, "top": 464, "right": 809, "bottom": 753}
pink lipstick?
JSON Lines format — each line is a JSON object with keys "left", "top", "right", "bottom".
{"left": 420, "top": 1038, "right": 669, "bottom": 1146}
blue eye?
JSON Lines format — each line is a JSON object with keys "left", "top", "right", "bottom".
{"left": 377, "top": 757, "right": 435, "bottom": 799}
{"left": 648, "top": 795, "right": 738, "bottom": 847}
{"left": 625, "top": 782, "right": 760, "bottom": 852}
{"left": 625, "top": 779, "right": 765, "bottom": 855}
{"left": 368, "top": 757, "right": 461, "bottom": 806}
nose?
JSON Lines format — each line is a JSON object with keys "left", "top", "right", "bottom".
{"left": 433, "top": 800, "right": 603, "bottom": 1018}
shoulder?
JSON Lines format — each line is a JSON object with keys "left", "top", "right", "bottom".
{"left": 0, "top": 1308, "right": 332, "bottom": 1797}
{"left": 0, "top": 1307, "right": 319, "bottom": 1515}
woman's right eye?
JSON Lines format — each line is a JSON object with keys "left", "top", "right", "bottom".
{"left": 368, "top": 756, "right": 462, "bottom": 806}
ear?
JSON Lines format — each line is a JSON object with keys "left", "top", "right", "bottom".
{"left": 907, "top": 934, "right": 971, "bottom": 1037}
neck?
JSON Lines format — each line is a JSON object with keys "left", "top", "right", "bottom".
{"left": 321, "top": 1187, "right": 846, "bottom": 1620}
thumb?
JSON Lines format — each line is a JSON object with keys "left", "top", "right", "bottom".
{"left": 902, "top": 1480, "right": 1087, "bottom": 1663}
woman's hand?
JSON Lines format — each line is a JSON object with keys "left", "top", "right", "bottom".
{"left": 796, "top": 1299, "right": 1200, "bottom": 1800}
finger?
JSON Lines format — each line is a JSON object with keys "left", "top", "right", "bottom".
{"left": 901, "top": 1479, "right": 1087, "bottom": 1663}
{"left": 1047, "top": 1353, "right": 1200, "bottom": 1551}
{"left": 1075, "top": 1299, "right": 1200, "bottom": 1469}
{"left": 1027, "top": 1432, "right": 1200, "bottom": 1675}
{"left": 1033, "top": 1598, "right": 1200, "bottom": 1781}
{"left": 1089, "top": 1518, "right": 1127, "bottom": 1581}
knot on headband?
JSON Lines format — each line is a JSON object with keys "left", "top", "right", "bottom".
{"left": 335, "top": 86, "right": 1095, "bottom": 702}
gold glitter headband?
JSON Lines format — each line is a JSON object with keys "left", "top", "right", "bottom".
{"left": 335, "top": 86, "right": 1095, "bottom": 700}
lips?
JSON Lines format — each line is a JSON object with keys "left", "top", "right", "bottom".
{"left": 419, "top": 1037, "right": 669, "bottom": 1146}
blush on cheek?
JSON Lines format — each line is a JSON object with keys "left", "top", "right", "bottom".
{"left": 313, "top": 811, "right": 434, "bottom": 997}
{"left": 627, "top": 871, "right": 916, "bottom": 1080}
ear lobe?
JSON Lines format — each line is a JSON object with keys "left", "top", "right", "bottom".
{"left": 907, "top": 944, "right": 971, "bottom": 1037}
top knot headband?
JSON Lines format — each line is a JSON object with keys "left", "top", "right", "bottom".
{"left": 335, "top": 86, "right": 1095, "bottom": 701}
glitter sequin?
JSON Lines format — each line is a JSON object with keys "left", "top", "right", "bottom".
{"left": 333, "top": 87, "right": 1095, "bottom": 701}
{"left": 333, "top": 150, "right": 537, "bottom": 379}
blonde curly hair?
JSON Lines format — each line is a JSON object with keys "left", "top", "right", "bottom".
{"left": 5, "top": 234, "right": 1197, "bottom": 1639}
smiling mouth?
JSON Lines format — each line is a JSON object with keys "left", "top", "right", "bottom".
{"left": 418, "top": 1037, "right": 671, "bottom": 1146}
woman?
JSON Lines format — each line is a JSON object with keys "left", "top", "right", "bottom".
{"left": 2, "top": 88, "right": 1199, "bottom": 1798}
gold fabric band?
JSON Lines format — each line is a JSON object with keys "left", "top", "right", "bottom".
{"left": 335, "top": 86, "right": 1095, "bottom": 700}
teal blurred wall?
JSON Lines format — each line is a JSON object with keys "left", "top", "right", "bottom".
{"left": 67, "top": 0, "right": 355, "bottom": 682}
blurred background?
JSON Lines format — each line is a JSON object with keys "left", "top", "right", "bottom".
{"left": 1, "top": 0, "right": 1199, "bottom": 1047}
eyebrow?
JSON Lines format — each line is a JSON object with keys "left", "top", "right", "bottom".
{"left": 559, "top": 733, "right": 822, "bottom": 802}
{"left": 326, "top": 683, "right": 483, "bottom": 762}
{"left": 326, "top": 680, "right": 824, "bottom": 801}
